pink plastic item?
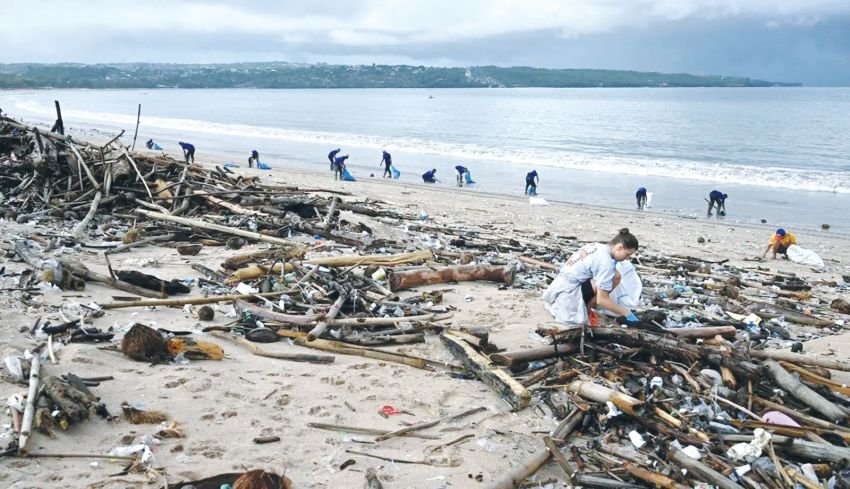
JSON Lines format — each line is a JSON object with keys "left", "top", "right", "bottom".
{"left": 761, "top": 410, "right": 801, "bottom": 427}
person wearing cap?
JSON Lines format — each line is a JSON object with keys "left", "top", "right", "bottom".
{"left": 763, "top": 228, "right": 797, "bottom": 259}
{"left": 707, "top": 190, "right": 728, "bottom": 217}
{"left": 636, "top": 187, "right": 648, "bottom": 210}
{"left": 422, "top": 169, "right": 437, "bottom": 183}
{"left": 248, "top": 150, "right": 259, "bottom": 168}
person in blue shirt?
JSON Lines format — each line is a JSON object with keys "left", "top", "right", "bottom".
{"left": 248, "top": 150, "right": 259, "bottom": 168}
{"left": 333, "top": 154, "right": 349, "bottom": 180}
{"left": 707, "top": 190, "right": 728, "bottom": 217}
{"left": 525, "top": 170, "right": 539, "bottom": 195}
{"left": 380, "top": 151, "right": 393, "bottom": 178}
{"left": 455, "top": 165, "right": 468, "bottom": 187}
{"left": 328, "top": 148, "right": 341, "bottom": 171}
{"left": 178, "top": 141, "right": 195, "bottom": 164}
{"left": 636, "top": 187, "right": 648, "bottom": 210}
{"left": 422, "top": 169, "right": 437, "bottom": 183}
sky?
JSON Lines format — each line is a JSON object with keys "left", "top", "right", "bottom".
{"left": 1, "top": 0, "right": 849, "bottom": 85}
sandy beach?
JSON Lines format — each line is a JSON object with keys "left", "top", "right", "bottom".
{"left": 3, "top": 152, "right": 850, "bottom": 489}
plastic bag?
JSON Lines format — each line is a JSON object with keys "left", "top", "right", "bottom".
{"left": 390, "top": 164, "right": 401, "bottom": 179}
{"left": 341, "top": 168, "right": 357, "bottom": 181}
{"left": 610, "top": 261, "right": 642, "bottom": 308}
{"left": 786, "top": 245, "right": 825, "bottom": 268}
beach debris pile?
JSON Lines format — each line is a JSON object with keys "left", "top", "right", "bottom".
{"left": 2, "top": 109, "right": 850, "bottom": 487}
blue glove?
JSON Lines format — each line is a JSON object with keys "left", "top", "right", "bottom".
{"left": 624, "top": 311, "right": 640, "bottom": 324}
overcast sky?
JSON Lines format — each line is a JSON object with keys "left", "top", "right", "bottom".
{"left": 2, "top": 0, "right": 849, "bottom": 85}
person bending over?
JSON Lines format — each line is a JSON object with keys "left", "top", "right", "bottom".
{"left": 763, "top": 228, "right": 796, "bottom": 260}
{"left": 543, "top": 228, "right": 641, "bottom": 326}
{"left": 707, "top": 190, "right": 727, "bottom": 217}
{"left": 178, "top": 141, "right": 195, "bottom": 164}
{"left": 328, "top": 148, "right": 341, "bottom": 171}
{"left": 455, "top": 165, "right": 468, "bottom": 187}
{"left": 636, "top": 187, "right": 648, "bottom": 210}
{"left": 422, "top": 169, "right": 437, "bottom": 183}
{"left": 248, "top": 150, "right": 259, "bottom": 168}
{"left": 333, "top": 154, "right": 349, "bottom": 180}
{"left": 525, "top": 170, "right": 539, "bottom": 195}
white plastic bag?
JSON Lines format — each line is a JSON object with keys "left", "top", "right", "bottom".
{"left": 786, "top": 245, "right": 825, "bottom": 268}
{"left": 611, "top": 261, "right": 642, "bottom": 308}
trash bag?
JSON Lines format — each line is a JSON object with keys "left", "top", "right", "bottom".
{"left": 611, "top": 261, "right": 642, "bottom": 308}
{"left": 646, "top": 192, "right": 654, "bottom": 208}
{"left": 786, "top": 245, "right": 825, "bottom": 268}
{"left": 464, "top": 172, "right": 476, "bottom": 184}
{"left": 257, "top": 161, "right": 271, "bottom": 170}
{"left": 152, "top": 143, "right": 162, "bottom": 151}
{"left": 390, "top": 164, "right": 401, "bottom": 179}
{"left": 341, "top": 168, "right": 357, "bottom": 181}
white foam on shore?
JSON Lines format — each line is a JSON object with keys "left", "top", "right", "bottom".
{"left": 12, "top": 98, "right": 850, "bottom": 194}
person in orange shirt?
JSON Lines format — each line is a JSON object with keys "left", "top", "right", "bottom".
{"left": 763, "top": 228, "right": 796, "bottom": 259}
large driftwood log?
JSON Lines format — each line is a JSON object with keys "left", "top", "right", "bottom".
{"left": 440, "top": 331, "right": 530, "bottom": 411}
{"left": 668, "top": 446, "right": 745, "bottom": 489}
{"left": 762, "top": 360, "right": 847, "bottom": 423}
{"left": 389, "top": 264, "right": 515, "bottom": 291}
{"left": 723, "top": 434, "right": 850, "bottom": 462}
{"left": 747, "top": 350, "right": 850, "bottom": 371}
{"left": 489, "top": 409, "right": 584, "bottom": 489}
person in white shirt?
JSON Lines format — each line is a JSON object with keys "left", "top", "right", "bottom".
{"left": 543, "top": 228, "right": 641, "bottom": 325}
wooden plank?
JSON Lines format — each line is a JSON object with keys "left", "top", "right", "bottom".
{"left": 440, "top": 331, "right": 530, "bottom": 411}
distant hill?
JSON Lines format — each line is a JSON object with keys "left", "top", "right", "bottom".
{"left": 0, "top": 62, "right": 800, "bottom": 89}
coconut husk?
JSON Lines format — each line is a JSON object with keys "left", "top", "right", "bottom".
{"left": 121, "top": 402, "right": 168, "bottom": 424}
{"left": 234, "top": 470, "right": 293, "bottom": 489}
{"left": 167, "top": 337, "right": 225, "bottom": 360}
{"left": 121, "top": 323, "right": 170, "bottom": 363}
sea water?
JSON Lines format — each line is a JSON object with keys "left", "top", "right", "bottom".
{"left": 2, "top": 87, "right": 848, "bottom": 231}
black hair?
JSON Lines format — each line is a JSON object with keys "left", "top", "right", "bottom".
{"left": 611, "top": 227, "right": 639, "bottom": 250}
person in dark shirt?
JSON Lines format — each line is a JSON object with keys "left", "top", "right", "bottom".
{"left": 145, "top": 139, "right": 154, "bottom": 150}
{"left": 455, "top": 165, "right": 468, "bottom": 187}
{"left": 248, "top": 150, "right": 259, "bottom": 168}
{"left": 636, "top": 187, "right": 648, "bottom": 210}
{"left": 333, "top": 154, "right": 349, "bottom": 180}
{"left": 707, "top": 190, "right": 728, "bottom": 217}
{"left": 328, "top": 148, "right": 341, "bottom": 170}
{"left": 422, "top": 169, "right": 437, "bottom": 183}
{"left": 525, "top": 170, "right": 539, "bottom": 195}
{"left": 178, "top": 142, "right": 195, "bottom": 164}
{"left": 380, "top": 151, "right": 393, "bottom": 178}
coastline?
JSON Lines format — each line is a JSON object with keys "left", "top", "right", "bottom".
{"left": 1, "top": 145, "right": 850, "bottom": 487}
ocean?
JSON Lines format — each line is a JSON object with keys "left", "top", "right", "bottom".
{"left": 2, "top": 87, "right": 849, "bottom": 231}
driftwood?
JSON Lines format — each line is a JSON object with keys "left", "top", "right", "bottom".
{"left": 18, "top": 350, "right": 42, "bottom": 455}
{"left": 665, "top": 326, "right": 737, "bottom": 338}
{"left": 70, "top": 190, "right": 101, "bottom": 241}
{"left": 747, "top": 350, "right": 850, "bottom": 371}
{"left": 374, "top": 406, "right": 485, "bottom": 442}
{"left": 389, "top": 264, "right": 515, "bottom": 291}
{"left": 99, "top": 290, "right": 295, "bottom": 310}
{"left": 307, "top": 292, "right": 348, "bottom": 341}
{"left": 307, "top": 422, "right": 439, "bottom": 440}
{"left": 762, "top": 360, "right": 847, "bottom": 422}
{"left": 295, "top": 337, "right": 462, "bottom": 374}
{"left": 304, "top": 250, "right": 432, "bottom": 267}
{"left": 723, "top": 434, "right": 850, "bottom": 463}
{"left": 489, "top": 409, "right": 584, "bottom": 489}
{"left": 209, "top": 331, "right": 334, "bottom": 364}
{"left": 491, "top": 343, "right": 578, "bottom": 366}
{"left": 135, "top": 209, "right": 295, "bottom": 246}
{"left": 440, "top": 331, "right": 531, "bottom": 411}
{"left": 668, "top": 446, "right": 745, "bottom": 489}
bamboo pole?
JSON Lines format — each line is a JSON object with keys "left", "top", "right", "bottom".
{"left": 135, "top": 209, "right": 296, "bottom": 246}
{"left": 304, "top": 250, "right": 432, "bottom": 267}
{"left": 18, "top": 352, "right": 42, "bottom": 455}
{"left": 209, "top": 331, "right": 334, "bottom": 364}
{"left": 489, "top": 409, "right": 584, "bottom": 489}
{"left": 307, "top": 292, "right": 348, "bottom": 341}
{"left": 99, "top": 290, "right": 296, "bottom": 310}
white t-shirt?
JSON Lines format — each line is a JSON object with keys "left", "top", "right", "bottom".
{"left": 561, "top": 242, "right": 616, "bottom": 291}
{"left": 542, "top": 242, "right": 618, "bottom": 324}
